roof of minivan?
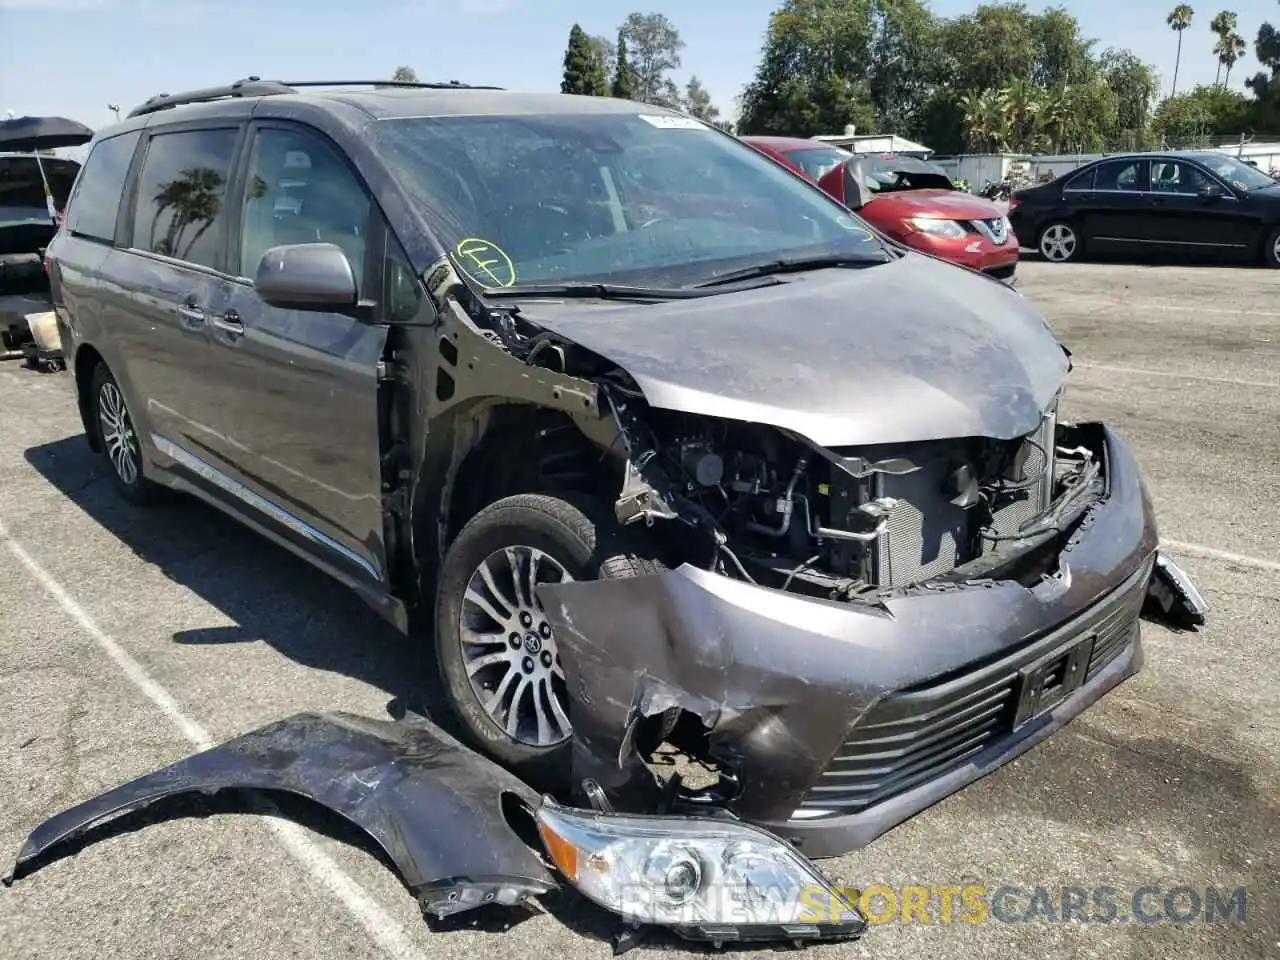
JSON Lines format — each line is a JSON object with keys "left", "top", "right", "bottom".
{"left": 315, "top": 88, "right": 684, "bottom": 120}
{"left": 120, "top": 86, "right": 690, "bottom": 125}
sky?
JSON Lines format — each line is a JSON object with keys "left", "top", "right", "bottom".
{"left": 0, "top": 0, "right": 1267, "bottom": 141}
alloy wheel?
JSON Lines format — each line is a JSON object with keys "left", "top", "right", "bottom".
{"left": 98, "top": 381, "right": 139, "bottom": 486}
{"left": 1272, "top": 232, "right": 1280, "bottom": 266}
{"left": 1040, "top": 224, "right": 1077, "bottom": 262}
{"left": 458, "top": 544, "right": 574, "bottom": 747}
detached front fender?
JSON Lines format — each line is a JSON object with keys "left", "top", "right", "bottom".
{"left": 3, "top": 712, "right": 556, "bottom": 918}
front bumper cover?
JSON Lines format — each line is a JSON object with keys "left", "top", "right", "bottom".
{"left": 538, "top": 423, "right": 1166, "bottom": 857}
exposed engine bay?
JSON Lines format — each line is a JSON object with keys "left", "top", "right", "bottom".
{"left": 478, "top": 301, "right": 1098, "bottom": 599}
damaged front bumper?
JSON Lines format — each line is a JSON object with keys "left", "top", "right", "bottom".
{"left": 4, "top": 711, "right": 866, "bottom": 948}
{"left": 539, "top": 423, "right": 1202, "bottom": 858}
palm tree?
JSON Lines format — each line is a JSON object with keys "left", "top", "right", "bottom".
{"left": 1216, "top": 31, "right": 1247, "bottom": 86}
{"left": 1167, "top": 5, "right": 1195, "bottom": 97}
{"left": 959, "top": 89, "right": 1012, "bottom": 152}
{"left": 1209, "top": 11, "right": 1237, "bottom": 86}
{"left": 1002, "top": 79, "right": 1043, "bottom": 151}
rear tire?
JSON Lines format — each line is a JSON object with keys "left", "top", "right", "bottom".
{"left": 1263, "top": 226, "right": 1280, "bottom": 268}
{"left": 1037, "top": 221, "right": 1082, "bottom": 263}
{"left": 89, "top": 363, "right": 164, "bottom": 506}
{"left": 433, "top": 492, "right": 663, "bottom": 786}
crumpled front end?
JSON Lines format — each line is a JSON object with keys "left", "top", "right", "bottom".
{"left": 538, "top": 422, "right": 1171, "bottom": 858}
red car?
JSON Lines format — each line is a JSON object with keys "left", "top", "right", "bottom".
{"left": 742, "top": 136, "right": 1020, "bottom": 280}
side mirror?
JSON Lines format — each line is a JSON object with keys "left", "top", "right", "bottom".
{"left": 817, "top": 159, "right": 870, "bottom": 210}
{"left": 1198, "top": 182, "right": 1225, "bottom": 200}
{"left": 254, "top": 243, "right": 358, "bottom": 312}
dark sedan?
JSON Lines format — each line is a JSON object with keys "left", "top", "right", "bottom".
{"left": 1008, "top": 151, "right": 1280, "bottom": 267}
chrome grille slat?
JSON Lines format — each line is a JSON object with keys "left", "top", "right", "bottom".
{"left": 828, "top": 695, "right": 1011, "bottom": 765}
{"left": 817, "top": 715, "right": 1007, "bottom": 784}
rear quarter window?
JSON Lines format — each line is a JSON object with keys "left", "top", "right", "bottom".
{"left": 1064, "top": 168, "right": 1095, "bottom": 191}
{"left": 63, "top": 130, "right": 141, "bottom": 243}
{"left": 131, "top": 127, "right": 240, "bottom": 270}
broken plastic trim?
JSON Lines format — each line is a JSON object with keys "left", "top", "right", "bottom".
{"left": 1, "top": 711, "right": 556, "bottom": 918}
{"left": 1143, "top": 551, "right": 1208, "bottom": 629}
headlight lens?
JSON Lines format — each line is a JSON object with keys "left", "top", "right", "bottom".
{"left": 905, "top": 216, "right": 968, "bottom": 239}
{"left": 534, "top": 800, "right": 865, "bottom": 936}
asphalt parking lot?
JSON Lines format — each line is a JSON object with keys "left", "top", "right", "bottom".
{"left": 1, "top": 260, "right": 1277, "bottom": 959}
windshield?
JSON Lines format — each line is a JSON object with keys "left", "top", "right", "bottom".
{"left": 861, "top": 161, "right": 953, "bottom": 194}
{"left": 371, "top": 113, "right": 886, "bottom": 290}
{"left": 780, "top": 145, "right": 853, "bottom": 183}
{"left": 1194, "top": 154, "right": 1276, "bottom": 192}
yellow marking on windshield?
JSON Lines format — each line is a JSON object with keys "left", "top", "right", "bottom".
{"left": 453, "top": 238, "right": 517, "bottom": 288}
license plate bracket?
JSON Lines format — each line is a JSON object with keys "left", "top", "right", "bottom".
{"left": 1012, "top": 633, "right": 1096, "bottom": 729}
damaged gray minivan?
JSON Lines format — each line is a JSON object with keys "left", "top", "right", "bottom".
{"left": 46, "top": 80, "right": 1205, "bottom": 865}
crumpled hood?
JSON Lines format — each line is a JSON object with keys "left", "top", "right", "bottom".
{"left": 518, "top": 252, "right": 1069, "bottom": 447}
{"left": 868, "top": 188, "right": 1007, "bottom": 220}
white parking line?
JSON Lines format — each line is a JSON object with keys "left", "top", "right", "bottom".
{"left": 1073, "top": 362, "right": 1279, "bottom": 390}
{"left": 1161, "top": 539, "right": 1280, "bottom": 574}
{"left": 0, "top": 518, "right": 427, "bottom": 960}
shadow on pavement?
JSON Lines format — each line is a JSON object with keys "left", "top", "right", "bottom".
{"left": 20, "top": 434, "right": 717, "bottom": 948}
{"left": 22, "top": 434, "right": 450, "bottom": 726}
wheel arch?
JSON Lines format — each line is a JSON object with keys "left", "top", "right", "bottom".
{"left": 409, "top": 400, "right": 624, "bottom": 606}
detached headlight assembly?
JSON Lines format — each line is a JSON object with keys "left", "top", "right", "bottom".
{"left": 534, "top": 799, "right": 866, "bottom": 944}
{"left": 906, "top": 216, "right": 968, "bottom": 239}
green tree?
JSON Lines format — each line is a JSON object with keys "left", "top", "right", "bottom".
{"left": 392, "top": 66, "right": 418, "bottom": 83}
{"left": 618, "top": 12, "right": 685, "bottom": 106}
{"left": 1153, "top": 84, "right": 1251, "bottom": 139}
{"left": 561, "top": 23, "right": 609, "bottom": 96}
{"left": 737, "top": 0, "right": 876, "bottom": 137}
{"left": 589, "top": 35, "right": 617, "bottom": 79}
{"left": 1245, "top": 12, "right": 1280, "bottom": 132}
{"left": 1099, "top": 48, "right": 1161, "bottom": 148}
{"left": 1167, "top": 5, "right": 1195, "bottom": 97}
{"left": 866, "top": 0, "right": 941, "bottom": 136}
{"left": 682, "top": 76, "right": 720, "bottom": 122}
{"left": 611, "top": 33, "right": 637, "bottom": 99}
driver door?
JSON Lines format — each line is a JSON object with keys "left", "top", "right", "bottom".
{"left": 194, "top": 120, "right": 392, "bottom": 593}
{"left": 1137, "top": 159, "right": 1254, "bottom": 256}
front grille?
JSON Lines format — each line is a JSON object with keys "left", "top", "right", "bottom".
{"left": 970, "top": 217, "right": 1010, "bottom": 244}
{"left": 794, "top": 558, "right": 1150, "bottom": 818}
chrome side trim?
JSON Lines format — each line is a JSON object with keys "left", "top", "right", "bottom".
{"left": 151, "top": 433, "right": 382, "bottom": 582}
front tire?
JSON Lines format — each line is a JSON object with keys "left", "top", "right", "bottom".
{"left": 1038, "top": 221, "right": 1081, "bottom": 263}
{"left": 434, "top": 492, "right": 662, "bottom": 784}
{"left": 90, "top": 363, "right": 163, "bottom": 505}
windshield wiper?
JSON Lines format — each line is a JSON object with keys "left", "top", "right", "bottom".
{"left": 689, "top": 253, "right": 888, "bottom": 288}
{"left": 482, "top": 281, "right": 750, "bottom": 301}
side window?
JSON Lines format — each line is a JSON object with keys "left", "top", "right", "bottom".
{"left": 132, "top": 128, "right": 239, "bottom": 269}
{"left": 1064, "top": 167, "right": 1095, "bottom": 191}
{"left": 63, "top": 130, "right": 140, "bottom": 243}
{"left": 383, "top": 231, "right": 424, "bottom": 324}
{"left": 1093, "top": 160, "right": 1143, "bottom": 192}
{"left": 239, "top": 127, "right": 372, "bottom": 287}
{"left": 1150, "top": 161, "right": 1211, "bottom": 194}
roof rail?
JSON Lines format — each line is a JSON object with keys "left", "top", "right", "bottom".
{"left": 127, "top": 77, "right": 503, "bottom": 118}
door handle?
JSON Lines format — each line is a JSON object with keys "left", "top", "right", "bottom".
{"left": 176, "top": 304, "right": 206, "bottom": 329}
{"left": 210, "top": 310, "right": 244, "bottom": 338}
